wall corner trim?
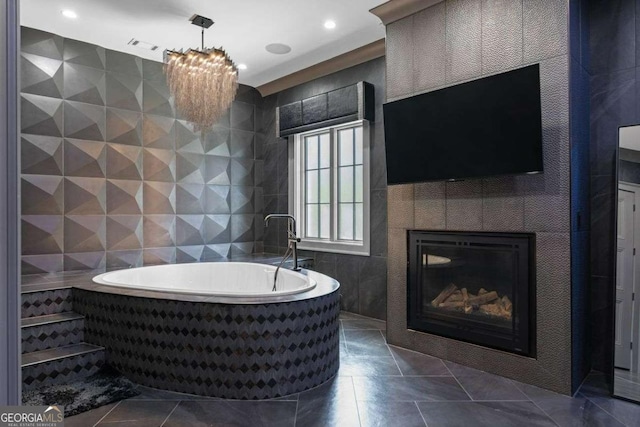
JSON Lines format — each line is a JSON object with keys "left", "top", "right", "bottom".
{"left": 256, "top": 39, "right": 385, "bottom": 97}
{"left": 370, "top": 0, "right": 444, "bottom": 25}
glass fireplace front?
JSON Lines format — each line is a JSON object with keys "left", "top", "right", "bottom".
{"left": 408, "top": 231, "right": 536, "bottom": 357}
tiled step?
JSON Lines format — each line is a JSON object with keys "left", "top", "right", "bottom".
{"left": 22, "top": 343, "right": 106, "bottom": 391}
{"left": 21, "top": 312, "right": 85, "bottom": 354}
{"left": 21, "top": 288, "right": 73, "bottom": 318}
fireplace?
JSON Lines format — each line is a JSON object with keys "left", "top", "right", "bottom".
{"left": 408, "top": 231, "right": 536, "bottom": 357}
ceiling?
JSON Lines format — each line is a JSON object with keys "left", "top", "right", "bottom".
{"left": 20, "top": 0, "right": 387, "bottom": 88}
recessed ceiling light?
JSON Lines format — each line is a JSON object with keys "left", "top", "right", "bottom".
{"left": 265, "top": 43, "right": 292, "bottom": 55}
{"left": 324, "top": 20, "right": 336, "bottom": 29}
{"left": 237, "top": 64, "right": 247, "bottom": 70}
{"left": 61, "top": 10, "right": 78, "bottom": 19}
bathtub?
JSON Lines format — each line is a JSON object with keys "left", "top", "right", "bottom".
{"left": 73, "top": 262, "right": 340, "bottom": 399}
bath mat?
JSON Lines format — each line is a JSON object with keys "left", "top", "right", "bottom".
{"left": 22, "top": 365, "right": 140, "bottom": 416}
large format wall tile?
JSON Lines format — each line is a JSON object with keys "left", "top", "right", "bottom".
{"left": 21, "top": 27, "right": 63, "bottom": 60}
{"left": 21, "top": 135, "right": 63, "bottom": 176}
{"left": 445, "top": 0, "right": 482, "bottom": 83}
{"left": 63, "top": 38, "right": 105, "bottom": 70}
{"left": 106, "top": 108, "right": 142, "bottom": 145}
{"left": 22, "top": 175, "right": 64, "bottom": 215}
{"left": 63, "top": 62, "right": 106, "bottom": 105}
{"left": 64, "top": 139, "right": 106, "bottom": 177}
{"left": 21, "top": 53, "right": 63, "bottom": 99}
{"left": 481, "top": 0, "right": 523, "bottom": 73}
{"left": 106, "top": 72, "right": 143, "bottom": 111}
{"left": 64, "top": 100, "right": 105, "bottom": 140}
{"left": 21, "top": 94, "right": 63, "bottom": 137}
{"left": 413, "top": 3, "right": 446, "bottom": 92}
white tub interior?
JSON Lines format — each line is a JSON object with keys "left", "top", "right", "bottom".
{"left": 92, "top": 262, "right": 316, "bottom": 297}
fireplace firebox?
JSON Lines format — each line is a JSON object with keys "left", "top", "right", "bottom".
{"left": 408, "top": 231, "right": 536, "bottom": 357}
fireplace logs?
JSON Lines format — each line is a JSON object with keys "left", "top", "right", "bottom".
{"left": 431, "top": 284, "right": 512, "bottom": 320}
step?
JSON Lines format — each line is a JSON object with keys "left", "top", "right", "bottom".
{"left": 21, "top": 287, "right": 73, "bottom": 319}
{"left": 22, "top": 343, "right": 106, "bottom": 391}
{"left": 21, "top": 313, "right": 85, "bottom": 354}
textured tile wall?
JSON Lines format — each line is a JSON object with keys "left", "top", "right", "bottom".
{"left": 262, "top": 58, "right": 388, "bottom": 320}
{"left": 384, "top": 0, "right": 573, "bottom": 394}
{"left": 20, "top": 27, "right": 264, "bottom": 274}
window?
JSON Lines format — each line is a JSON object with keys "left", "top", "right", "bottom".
{"left": 290, "top": 121, "right": 370, "bottom": 256}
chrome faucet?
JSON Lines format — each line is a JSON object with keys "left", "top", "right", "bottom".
{"left": 264, "top": 214, "right": 301, "bottom": 272}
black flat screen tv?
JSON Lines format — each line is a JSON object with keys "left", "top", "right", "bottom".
{"left": 383, "top": 64, "right": 543, "bottom": 185}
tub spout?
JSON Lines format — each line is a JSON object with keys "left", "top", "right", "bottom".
{"left": 264, "top": 214, "right": 301, "bottom": 273}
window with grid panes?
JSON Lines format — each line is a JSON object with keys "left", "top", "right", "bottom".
{"left": 290, "top": 121, "right": 370, "bottom": 256}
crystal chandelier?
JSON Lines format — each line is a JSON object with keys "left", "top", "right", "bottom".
{"left": 164, "top": 15, "right": 239, "bottom": 129}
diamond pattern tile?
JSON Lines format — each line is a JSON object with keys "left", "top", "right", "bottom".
{"left": 63, "top": 38, "right": 105, "bottom": 69}
{"left": 22, "top": 215, "right": 63, "bottom": 255}
{"left": 106, "top": 144, "right": 143, "bottom": 180}
{"left": 143, "top": 114, "right": 175, "bottom": 149}
{"left": 176, "top": 245, "right": 205, "bottom": 263}
{"left": 21, "top": 135, "right": 63, "bottom": 175}
{"left": 22, "top": 319, "right": 84, "bottom": 354}
{"left": 21, "top": 94, "right": 63, "bottom": 137}
{"left": 64, "top": 100, "right": 105, "bottom": 140}
{"left": 143, "top": 215, "right": 176, "bottom": 248}
{"left": 64, "top": 177, "right": 106, "bottom": 214}
{"left": 230, "top": 186, "right": 254, "bottom": 214}
{"left": 231, "top": 158, "right": 255, "bottom": 186}
{"left": 21, "top": 27, "right": 63, "bottom": 60}
{"left": 21, "top": 288, "right": 72, "bottom": 318}
{"left": 176, "top": 183, "right": 205, "bottom": 214}
{"left": 106, "top": 215, "right": 143, "bottom": 250}
{"left": 21, "top": 254, "right": 64, "bottom": 275}
{"left": 204, "top": 126, "right": 231, "bottom": 156}
{"left": 177, "top": 152, "right": 206, "bottom": 183}
{"left": 143, "top": 148, "right": 176, "bottom": 182}
{"left": 106, "top": 108, "right": 142, "bottom": 145}
{"left": 143, "top": 247, "right": 176, "bottom": 265}
{"left": 230, "top": 130, "right": 255, "bottom": 158}
{"left": 205, "top": 155, "right": 231, "bottom": 185}
{"left": 64, "top": 139, "right": 106, "bottom": 177}
{"left": 176, "top": 120, "right": 203, "bottom": 153}
{"left": 63, "top": 62, "right": 106, "bottom": 105}
{"left": 106, "top": 179, "right": 143, "bottom": 214}
{"left": 64, "top": 215, "right": 106, "bottom": 253}
{"left": 143, "top": 79, "right": 174, "bottom": 117}
{"left": 22, "top": 350, "right": 105, "bottom": 391}
{"left": 205, "top": 214, "right": 231, "bottom": 244}
{"left": 231, "top": 214, "right": 254, "bottom": 243}
{"left": 106, "top": 249, "right": 143, "bottom": 269}
{"left": 22, "top": 175, "right": 64, "bottom": 215}
{"left": 21, "top": 53, "right": 64, "bottom": 98}
{"left": 63, "top": 251, "right": 106, "bottom": 271}
{"left": 206, "top": 185, "right": 231, "bottom": 214}
{"left": 106, "top": 71, "right": 143, "bottom": 111}
{"left": 143, "top": 182, "right": 176, "bottom": 214}
{"left": 176, "top": 215, "right": 206, "bottom": 246}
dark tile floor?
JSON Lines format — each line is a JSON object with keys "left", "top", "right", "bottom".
{"left": 65, "top": 312, "right": 639, "bottom": 427}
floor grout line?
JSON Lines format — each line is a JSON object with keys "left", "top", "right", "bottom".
{"left": 443, "top": 362, "right": 474, "bottom": 402}
{"left": 415, "top": 401, "right": 429, "bottom": 427}
{"left": 351, "top": 376, "right": 363, "bottom": 427}
{"left": 293, "top": 398, "right": 299, "bottom": 427}
{"left": 581, "top": 393, "right": 629, "bottom": 427}
{"left": 159, "top": 400, "right": 181, "bottom": 427}
{"left": 92, "top": 400, "right": 121, "bottom": 427}
{"left": 381, "top": 330, "right": 404, "bottom": 376}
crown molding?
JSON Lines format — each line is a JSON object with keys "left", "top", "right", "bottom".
{"left": 370, "top": 0, "right": 444, "bottom": 26}
{"left": 257, "top": 39, "right": 385, "bottom": 97}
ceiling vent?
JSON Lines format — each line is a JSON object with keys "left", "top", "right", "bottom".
{"left": 127, "top": 39, "right": 160, "bottom": 51}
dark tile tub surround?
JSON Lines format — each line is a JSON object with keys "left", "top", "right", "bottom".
{"left": 20, "top": 27, "right": 264, "bottom": 274}
{"left": 262, "top": 57, "right": 387, "bottom": 320}
{"left": 383, "top": 0, "right": 576, "bottom": 394}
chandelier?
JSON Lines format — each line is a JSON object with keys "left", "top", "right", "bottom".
{"left": 164, "top": 15, "right": 239, "bottom": 129}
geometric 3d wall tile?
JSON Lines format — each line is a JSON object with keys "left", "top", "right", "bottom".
{"left": 176, "top": 215, "right": 206, "bottom": 246}
{"left": 204, "top": 155, "right": 230, "bottom": 185}
{"left": 63, "top": 39, "right": 105, "bottom": 70}
{"left": 142, "top": 59, "right": 164, "bottom": 83}
{"left": 22, "top": 215, "right": 63, "bottom": 255}
{"left": 21, "top": 94, "right": 63, "bottom": 137}
{"left": 64, "top": 139, "right": 106, "bottom": 177}
{"left": 21, "top": 175, "right": 64, "bottom": 215}
{"left": 64, "top": 177, "right": 106, "bottom": 215}
{"left": 143, "top": 182, "right": 176, "bottom": 214}
{"left": 143, "top": 215, "right": 175, "bottom": 248}
{"left": 21, "top": 134, "right": 63, "bottom": 175}
{"left": 175, "top": 120, "right": 202, "bottom": 153}
{"left": 106, "top": 249, "right": 143, "bottom": 269}
{"left": 106, "top": 144, "right": 143, "bottom": 180}
{"left": 143, "top": 247, "right": 176, "bottom": 265}
{"left": 21, "top": 28, "right": 63, "bottom": 60}
{"left": 64, "top": 215, "right": 106, "bottom": 253}
{"left": 143, "top": 148, "right": 176, "bottom": 182}
{"left": 230, "top": 129, "right": 254, "bottom": 158}
{"left": 204, "top": 126, "right": 230, "bottom": 156}
{"left": 63, "top": 251, "right": 106, "bottom": 271}
{"left": 205, "top": 185, "right": 230, "bottom": 214}
{"left": 231, "top": 214, "right": 254, "bottom": 243}
{"left": 106, "top": 179, "right": 142, "bottom": 214}
{"left": 205, "top": 214, "right": 231, "bottom": 244}
{"left": 176, "top": 183, "right": 205, "bottom": 214}
{"left": 230, "top": 159, "right": 254, "bottom": 186}
{"left": 230, "top": 186, "right": 254, "bottom": 214}
{"left": 143, "top": 80, "right": 173, "bottom": 117}
{"left": 143, "top": 114, "right": 175, "bottom": 149}
{"left": 204, "top": 243, "right": 231, "bottom": 260}
{"left": 106, "top": 72, "right": 143, "bottom": 112}
{"left": 231, "top": 242, "right": 253, "bottom": 257}
{"left": 22, "top": 254, "right": 64, "bottom": 275}
{"left": 176, "top": 245, "right": 205, "bottom": 263}
{"left": 176, "top": 152, "right": 206, "bottom": 183}
{"left": 231, "top": 101, "right": 255, "bottom": 131}
{"left": 105, "top": 50, "right": 142, "bottom": 77}
{"left": 21, "top": 53, "right": 63, "bottom": 99}
{"left": 106, "top": 108, "right": 142, "bottom": 145}
{"left": 64, "top": 100, "right": 106, "bottom": 141}
{"left": 106, "top": 215, "right": 143, "bottom": 250}
{"left": 63, "top": 62, "right": 106, "bottom": 105}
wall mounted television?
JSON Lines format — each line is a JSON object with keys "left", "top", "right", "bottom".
{"left": 383, "top": 64, "right": 543, "bottom": 185}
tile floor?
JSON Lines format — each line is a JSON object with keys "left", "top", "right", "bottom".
{"left": 615, "top": 368, "right": 640, "bottom": 403}
{"left": 65, "top": 312, "right": 640, "bottom": 427}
